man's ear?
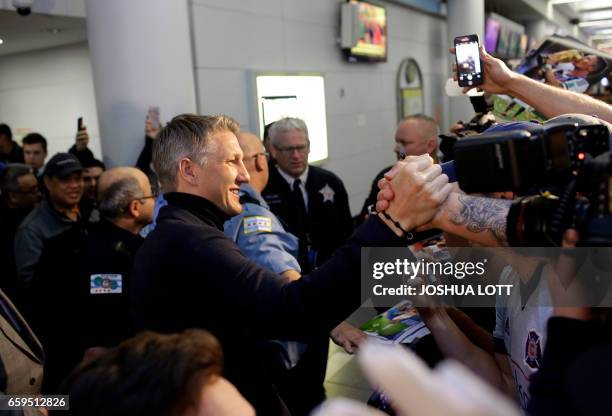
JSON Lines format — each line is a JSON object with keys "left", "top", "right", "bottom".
{"left": 127, "top": 199, "right": 140, "bottom": 218}
{"left": 426, "top": 139, "right": 437, "bottom": 155}
{"left": 178, "top": 158, "right": 198, "bottom": 186}
{"left": 255, "top": 154, "right": 265, "bottom": 172}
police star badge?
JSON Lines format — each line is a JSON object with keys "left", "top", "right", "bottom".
{"left": 319, "top": 184, "right": 335, "bottom": 203}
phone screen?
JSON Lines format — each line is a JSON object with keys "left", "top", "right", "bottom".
{"left": 455, "top": 35, "right": 483, "bottom": 87}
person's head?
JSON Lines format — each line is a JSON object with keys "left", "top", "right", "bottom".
{"left": 97, "top": 167, "right": 155, "bottom": 232}
{"left": 22, "top": 133, "right": 48, "bottom": 171}
{"left": 82, "top": 158, "right": 106, "bottom": 201}
{"left": 0, "top": 124, "right": 13, "bottom": 152}
{"left": 393, "top": 115, "right": 439, "bottom": 161}
{"left": 43, "top": 153, "right": 84, "bottom": 210}
{"left": 575, "top": 54, "right": 604, "bottom": 73}
{"left": 153, "top": 114, "right": 249, "bottom": 216}
{"left": 237, "top": 132, "right": 269, "bottom": 193}
{"left": 0, "top": 163, "right": 40, "bottom": 210}
{"left": 55, "top": 330, "right": 254, "bottom": 416}
{"left": 268, "top": 118, "right": 310, "bottom": 178}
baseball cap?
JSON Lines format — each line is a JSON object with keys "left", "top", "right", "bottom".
{"left": 44, "top": 153, "right": 83, "bottom": 178}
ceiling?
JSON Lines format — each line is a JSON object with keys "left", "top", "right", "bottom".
{"left": 557, "top": 0, "right": 612, "bottom": 48}
{"left": 0, "top": 9, "right": 87, "bottom": 56}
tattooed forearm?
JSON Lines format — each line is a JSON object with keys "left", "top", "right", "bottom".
{"left": 450, "top": 195, "right": 512, "bottom": 243}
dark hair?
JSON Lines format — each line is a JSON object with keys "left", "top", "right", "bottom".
{"left": 53, "top": 330, "right": 224, "bottom": 416}
{"left": 0, "top": 163, "right": 32, "bottom": 195}
{"left": 22, "top": 133, "right": 48, "bottom": 152}
{"left": 0, "top": 124, "right": 12, "bottom": 141}
{"left": 82, "top": 158, "right": 106, "bottom": 170}
{"left": 586, "top": 55, "right": 609, "bottom": 84}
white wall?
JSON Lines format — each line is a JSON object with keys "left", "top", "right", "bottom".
{"left": 0, "top": 42, "right": 101, "bottom": 160}
{"left": 190, "top": 0, "right": 449, "bottom": 215}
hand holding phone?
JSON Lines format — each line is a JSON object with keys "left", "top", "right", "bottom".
{"left": 145, "top": 106, "right": 161, "bottom": 139}
{"left": 454, "top": 35, "right": 484, "bottom": 87}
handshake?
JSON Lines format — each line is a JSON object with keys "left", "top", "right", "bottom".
{"left": 373, "top": 154, "right": 452, "bottom": 237}
{"left": 374, "top": 155, "right": 511, "bottom": 247}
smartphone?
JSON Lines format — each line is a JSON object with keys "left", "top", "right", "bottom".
{"left": 77, "top": 117, "right": 83, "bottom": 131}
{"left": 454, "top": 34, "right": 483, "bottom": 87}
{"left": 148, "top": 106, "right": 160, "bottom": 130}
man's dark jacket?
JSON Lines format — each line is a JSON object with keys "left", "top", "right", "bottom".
{"left": 31, "top": 219, "right": 142, "bottom": 392}
{"left": 262, "top": 165, "right": 353, "bottom": 271}
{"left": 130, "top": 192, "right": 402, "bottom": 415}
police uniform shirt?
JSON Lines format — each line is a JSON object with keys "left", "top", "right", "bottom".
{"left": 262, "top": 164, "right": 353, "bottom": 271}
{"left": 224, "top": 184, "right": 306, "bottom": 371}
{"left": 493, "top": 264, "right": 553, "bottom": 410}
{"left": 224, "top": 183, "right": 301, "bottom": 275}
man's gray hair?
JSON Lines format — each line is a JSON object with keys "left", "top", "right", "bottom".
{"left": 401, "top": 114, "right": 440, "bottom": 141}
{"left": 268, "top": 117, "right": 309, "bottom": 147}
{"left": 153, "top": 114, "right": 240, "bottom": 192}
{"left": 97, "top": 176, "right": 145, "bottom": 220}
{"left": 0, "top": 163, "right": 32, "bottom": 195}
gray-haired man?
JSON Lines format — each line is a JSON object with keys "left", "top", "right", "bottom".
{"left": 262, "top": 117, "right": 354, "bottom": 273}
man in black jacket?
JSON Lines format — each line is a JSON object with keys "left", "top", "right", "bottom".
{"left": 32, "top": 167, "right": 155, "bottom": 392}
{"left": 130, "top": 114, "right": 453, "bottom": 415}
{"left": 262, "top": 117, "right": 353, "bottom": 273}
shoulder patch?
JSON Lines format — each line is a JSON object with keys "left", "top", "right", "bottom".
{"left": 243, "top": 216, "right": 273, "bottom": 234}
{"left": 90, "top": 274, "right": 122, "bottom": 294}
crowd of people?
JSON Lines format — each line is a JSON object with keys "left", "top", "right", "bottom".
{"left": 0, "top": 44, "right": 611, "bottom": 416}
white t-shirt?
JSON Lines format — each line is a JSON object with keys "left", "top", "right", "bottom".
{"left": 493, "top": 264, "right": 553, "bottom": 409}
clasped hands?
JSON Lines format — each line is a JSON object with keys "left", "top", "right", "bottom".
{"left": 375, "top": 154, "right": 452, "bottom": 236}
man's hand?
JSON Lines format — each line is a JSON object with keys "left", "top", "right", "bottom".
{"left": 145, "top": 111, "right": 161, "bottom": 139}
{"left": 378, "top": 155, "right": 452, "bottom": 233}
{"left": 451, "top": 46, "right": 516, "bottom": 95}
{"left": 330, "top": 321, "right": 367, "bottom": 354}
{"left": 75, "top": 127, "right": 89, "bottom": 151}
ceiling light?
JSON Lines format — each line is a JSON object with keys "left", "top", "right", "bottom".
{"left": 47, "top": 28, "right": 62, "bottom": 34}
{"left": 549, "top": 0, "right": 585, "bottom": 4}
{"left": 579, "top": 19, "right": 612, "bottom": 28}
{"left": 0, "top": 39, "right": 3, "bottom": 45}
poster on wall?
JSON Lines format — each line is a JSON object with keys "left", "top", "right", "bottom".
{"left": 492, "top": 36, "right": 612, "bottom": 122}
{"left": 397, "top": 58, "right": 424, "bottom": 122}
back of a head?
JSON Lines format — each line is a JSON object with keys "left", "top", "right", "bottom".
{"left": 268, "top": 117, "right": 309, "bottom": 147}
{"left": 0, "top": 123, "right": 12, "bottom": 141}
{"left": 54, "top": 329, "right": 223, "bottom": 416}
{"left": 0, "top": 163, "right": 32, "bottom": 196}
{"left": 153, "top": 114, "right": 240, "bottom": 192}
{"left": 97, "top": 167, "right": 146, "bottom": 220}
{"left": 400, "top": 114, "right": 440, "bottom": 141}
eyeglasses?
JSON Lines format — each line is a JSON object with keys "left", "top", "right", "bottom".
{"left": 244, "top": 152, "right": 269, "bottom": 161}
{"left": 134, "top": 194, "right": 158, "bottom": 202}
{"left": 275, "top": 145, "right": 309, "bottom": 155}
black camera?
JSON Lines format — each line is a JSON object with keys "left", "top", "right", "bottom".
{"left": 451, "top": 116, "right": 611, "bottom": 246}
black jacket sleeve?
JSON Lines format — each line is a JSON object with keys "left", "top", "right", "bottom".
{"left": 185, "top": 215, "right": 403, "bottom": 342}
{"left": 68, "top": 145, "right": 94, "bottom": 164}
{"left": 135, "top": 135, "right": 154, "bottom": 175}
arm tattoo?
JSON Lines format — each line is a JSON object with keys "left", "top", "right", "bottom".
{"left": 450, "top": 195, "right": 511, "bottom": 242}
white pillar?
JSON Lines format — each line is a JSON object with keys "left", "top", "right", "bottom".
{"left": 85, "top": 0, "right": 197, "bottom": 167}
{"left": 447, "top": 0, "right": 485, "bottom": 125}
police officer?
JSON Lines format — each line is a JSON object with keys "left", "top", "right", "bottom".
{"left": 262, "top": 118, "right": 354, "bottom": 272}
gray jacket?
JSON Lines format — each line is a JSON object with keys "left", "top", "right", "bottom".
{"left": 14, "top": 199, "right": 77, "bottom": 286}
